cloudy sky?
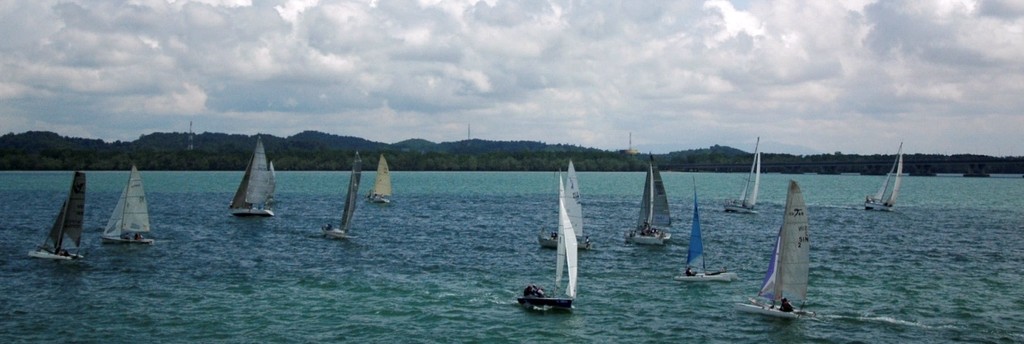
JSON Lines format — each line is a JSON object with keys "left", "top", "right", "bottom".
{"left": 2, "top": 0, "right": 1023, "bottom": 156}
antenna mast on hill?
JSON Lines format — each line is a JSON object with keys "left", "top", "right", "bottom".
{"left": 188, "top": 121, "right": 194, "bottom": 150}
{"left": 468, "top": 123, "right": 471, "bottom": 140}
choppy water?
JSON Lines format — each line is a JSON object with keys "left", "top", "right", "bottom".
{"left": 0, "top": 171, "right": 1022, "bottom": 343}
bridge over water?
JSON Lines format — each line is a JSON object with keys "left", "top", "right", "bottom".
{"left": 661, "top": 158, "right": 1024, "bottom": 176}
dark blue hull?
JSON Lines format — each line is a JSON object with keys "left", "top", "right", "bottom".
{"left": 517, "top": 296, "right": 573, "bottom": 310}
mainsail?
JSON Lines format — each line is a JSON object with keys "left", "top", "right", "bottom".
{"left": 44, "top": 171, "right": 86, "bottom": 252}
{"left": 637, "top": 158, "right": 671, "bottom": 228}
{"left": 686, "top": 185, "right": 704, "bottom": 270}
{"left": 758, "top": 181, "right": 810, "bottom": 302}
{"left": 565, "top": 160, "right": 583, "bottom": 238}
{"left": 103, "top": 166, "right": 150, "bottom": 238}
{"left": 340, "top": 153, "right": 363, "bottom": 232}
{"left": 369, "top": 154, "right": 392, "bottom": 198}
{"left": 230, "top": 136, "right": 274, "bottom": 210}
{"left": 555, "top": 176, "right": 579, "bottom": 298}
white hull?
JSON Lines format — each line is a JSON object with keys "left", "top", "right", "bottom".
{"left": 625, "top": 231, "right": 669, "bottom": 245}
{"left": 230, "top": 208, "right": 275, "bottom": 217}
{"left": 674, "top": 272, "right": 738, "bottom": 282}
{"left": 864, "top": 200, "right": 894, "bottom": 211}
{"left": 28, "top": 249, "right": 83, "bottom": 260}
{"left": 724, "top": 202, "right": 758, "bottom": 214}
{"left": 735, "top": 302, "right": 814, "bottom": 319}
{"left": 323, "top": 228, "right": 349, "bottom": 239}
{"left": 101, "top": 236, "right": 154, "bottom": 245}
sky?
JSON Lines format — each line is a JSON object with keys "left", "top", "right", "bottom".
{"left": 2, "top": 0, "right": 1023, "bottom": 156}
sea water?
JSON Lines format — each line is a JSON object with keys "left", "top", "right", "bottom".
{"left": 0, "top": 171, "right": 1021, "bottom": 343}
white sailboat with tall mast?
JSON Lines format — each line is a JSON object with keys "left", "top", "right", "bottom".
{"left": 324, "top": 152, "right": 362, "bottom": 239}
{"left": 538, "top": 160, "right": 591, "bottom": 250}
{"left": 736, "top": 180, "right": 814, "bottom": 318}
{"left": 625, "top": 156, "right": 672, "bottom": 245}
{"left": 367, "top": 154, "right": 392, "bottom": 204}
{"left": 101, "top": 165, "right": 153, "bottom": 244}
{"left": 865, "top": 142, "right": 904, "bottom": 211}
{"left": 519, "top": 176, "right": 579, "bottom": 311}
{"left": 229, "top": 136, "right": 276, "bottom": 217}
{"left": 675, "top": 179, "right": 738, "bottom": 282}
{"left": 29, "top": 171, "right": 86, "bottom": 260}
{"left": 725, "top": 137, "right": 761, "bottom": 214}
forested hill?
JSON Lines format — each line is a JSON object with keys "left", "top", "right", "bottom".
{"left": 1, "top": 131, "right": 1021, "bottom": 174}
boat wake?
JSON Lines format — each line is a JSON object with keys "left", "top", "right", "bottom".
{"left": 824, "top": 314, "right": 959, "bottom": 330}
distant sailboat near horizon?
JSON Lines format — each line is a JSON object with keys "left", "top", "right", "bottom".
{"left": 865, "top": 142, "right": 904, "bottom": 212}
{"left": 736, "top": 180, "right": 815, "bottom": 319}
{"left": 229, "top": 136, "right": 276, "bottom": 217}
{"left": 29, "top": 171, "right": 86, "bottom": 260}
{"left": 324, "top": 152, "right": 362, "bottom": 239}
{"left": 725, "top": 137, "right": 761, "bottom": 214}
{"left": 625, "top": 155, "right": 672, "bottom": 245}
{"left": 675, "top": 178, "right": 738, "bottom": 282}
{"left": 367, "top": 154, "right": 392, "bottom": 204}
{"left": 519, "top": 176, "right": 579, "bottom": 311}
{"left": 101, "top": 165, "right": 154, "bottom": 244}
{"left": 538, "top": 160, "right": 592, "bottom": 250}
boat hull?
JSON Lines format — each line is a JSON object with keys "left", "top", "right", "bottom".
{"left": 517, "top": 296, "right": 573, "bottom": 310}
{"left": 735, "top": 302, "right": 813, "bottom": 319}
{"left": 864, "top": 200, "right": 894, "bottom": 211}
{"left": 674, "top": 272, "right": 738, "bottom": 282}
{"left": 625, "top": 231, "right": 669, "bottom": 245}
{"left": 101, "top": 236, "right": 155, "bottom": 245}
{"left": 230, "top": 208, "right": 275, "bottom": 217}
{"left": 323, "top": 228, "right": 349, "bottom": 239}
{"left": 367, "top": 194, "right": 390, "bottom": 204}
{"left": 724, "top": 202, "right": 758, "bottom": 214}
{"left": 28, "top": 249, "right": 83, "bottom": 260}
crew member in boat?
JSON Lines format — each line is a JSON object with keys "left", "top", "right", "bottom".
{"left": 324, "top": 223, "right": 333, "bottom": 231}
{"left": 780, "top": 298, "right": 794, "bottom": 312}
{"left": 685, "top": 266, "right": 695, "bottom": 277}
{"left": 134, "top": 233, "right": 143, "bottom": 241}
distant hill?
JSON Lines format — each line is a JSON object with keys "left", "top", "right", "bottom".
{"left": 1, "top": 130, "right": 1020, "bottom": 173}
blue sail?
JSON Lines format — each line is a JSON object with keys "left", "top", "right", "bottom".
{"left": 686, "top": 186, "right": 703, "bottom": 267}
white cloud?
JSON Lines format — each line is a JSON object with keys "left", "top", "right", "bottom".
{"left": 0, "top": 0, "right": 1022, "bottom": 156}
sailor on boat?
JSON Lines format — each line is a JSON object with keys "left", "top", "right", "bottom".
{"left": 780, "top": 298, "right": 794, "bottom": 312}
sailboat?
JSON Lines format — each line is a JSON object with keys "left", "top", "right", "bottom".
{"left": 101, "top": 165, "right": 154, "bottom": 244}
{"left": 736, "top": 180, "right": 814, "bottom": 318}
{"left": 675, "top": 179, "right": 738, "bottom": 281}
{"left": 625, "top": 156, "right": 672, "bottom": 245}
{"left": 519, "top": 176, "right": 579, "bottom": 311}
{"left": 538, "top": 160, "right": 592, "bottom": 250}
{"left": 324, "top": 152, "right": 362, "bottom": 239}
{"left": 725, "top": 137, "right": 761, "bottom": 213}
{"left": 865, "top": 142, "right": 903, "bottom": 211}
{"left": 229, "top": 136, "right": 276, "bottom": 217}
{"left": 29, "top": 171, "right": 86, "bottom": 260}
{"left": 366, "top": 154, "right": 392, "bottom": 204}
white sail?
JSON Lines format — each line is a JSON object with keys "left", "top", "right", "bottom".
{"left": 559, "top": 178, "right": 579, "bottom": 298}
{"left": 103, "top": 166, "right": 150, "bottom": 238}
{"left": 887, "top": 150, "right": 904, "bottom": 205}
{"left": 637, "top": 159, "right": 671, "bottom": 228}
{"left": 866, "top": 142, "right": 903, "bottom": 210}
{"left": 340, "top": 153, "right": 363, "bottom": 232}
{"left": 749, "top": 152, "right": 761, "bottom": 207}
{"left": 267, "top": 161, "right": 277, "bottom": 203}
{"left": 757, "top": 180, "right": 810, "bottom": 302}
{"left": 555, "top": 177, "right": 566, "bottom": 290}
{"left": 230, "top": 136, "right": 275, "bottom": 214}
{"left": 245, "top": 138, "right": 272, "bottom": 204}
{"left": 565, "top": 160, "right": 583, "bottom": 238}
{"left": 370, "top": 154, "right": 392, "bottom": 198}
